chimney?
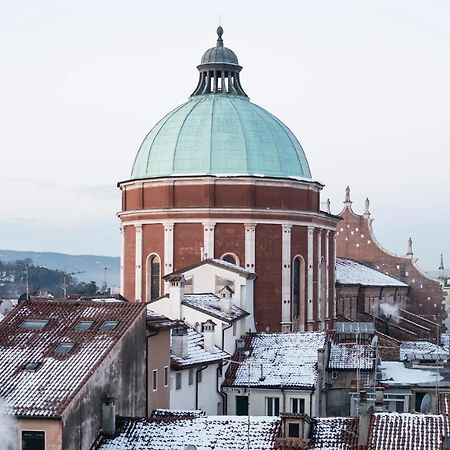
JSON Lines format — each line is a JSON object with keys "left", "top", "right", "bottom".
{"left": 202, "top": 320, "right": 216, "bottom": 353}
{"left": 102, "top": 397, "right": 116, "bottom": 437}
{"left": 219, "top": 286, "right": 233, "bottom": 313}
{"left": 374, "top": 386, "right": 384, "bottom": 412}
{"left": 169, "top": 275, "right": 185, "bottom": 320}
{"left": 172, "top": 323, "right": 189, "bottom": 358}
{"left": 358, "top": 390, "right": 370, "bottom": 448}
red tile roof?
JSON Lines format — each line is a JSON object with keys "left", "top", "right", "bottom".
{"left": 311, "top": 417, "right": 358, "bottom": 449}
{"left": 0, "top": 300, "right": 145, "bottom": 417}
{"left": 367, "top": 413, "right": 450, "bottom": 450}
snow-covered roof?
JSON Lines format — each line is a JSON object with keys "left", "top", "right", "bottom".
{"left": 183, "top": 293, "right": 249, "bottom": 323}
{"left": 379, "top": 361, "right": 443, "bottom": 385}
{"left": 328, "top": 343, "right": 374, "bottom": 371}
{"left": 225, "top": 332, "right": 326, "bottom": 388}
{"left": 367, "top": 413, "right": 450, "bottom": 450}
{"left": 400, "top": 341, "right": 448, "bottom": 361}
{"left": 96, "top": 415, "right": 280, "bottom": 450}
{"left": 164, "top": 258, "right": 256, "bottom": 280}
{"left": 0, "top": 300, "right": 145, "bottom": 417}
{"left": 311, "top": 417, "right": 358, "bottom": 449}
{"left": 336, "top": 258, "right": 408, "bottom": 287}
{"left": 146, "top": 309, "right": 178, "bottom": 330}
{"left": 171, "top": 327, "right": 230, "bottom": 369}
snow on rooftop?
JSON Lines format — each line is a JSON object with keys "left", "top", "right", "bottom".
{"left": 380, "top": 361, "right": 443, "bottom": 385}
{"left": 0, "top": 300, "right": 145, "bottom": 417}
{"left": 336, "top": 258, "right": 408, "bottom": 287}
{"left": 171, "top": 327, "right": 230, "bottom": 368}
{"left": 227, "top": 332, "right": 326, "bottom": 388}
{"left": 183, "top": 293, "right": 248, "bottom": 323}
{"left": 368, "top": 413, "right": 450, "bottom": 450}
{"left": 311, "top": 416, "right": 358, "bottom": 449}
{"left": 328, "top": 343, "right": 374, "bottom": 370}
{"left": 97, "top": 415, "right": 280, "bottom": 450}
{"left": 209, "top": 258, "right": 249, "bottom": 272}
{"left": 400, "top": 341, "right": 448, "bottom": 361}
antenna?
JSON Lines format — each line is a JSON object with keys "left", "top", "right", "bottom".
{"left": 420, "top": 393, "right": 432, "bottom": 414}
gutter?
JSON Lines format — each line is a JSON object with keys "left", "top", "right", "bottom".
{"left": 221, "top": 322, "right": 233, "bottom": 350}
{"left": 195, "top": 365, "right": 208, "bottom": 409}
{"left": 309, "top": 389, "right": 314, "bottom": 417}
{"left": 217, "top": 360, "right": 229, "bottom": 414}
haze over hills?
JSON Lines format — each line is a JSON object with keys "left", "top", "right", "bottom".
{"left": 0, "top": 249, "right": 120, "bottom": 289}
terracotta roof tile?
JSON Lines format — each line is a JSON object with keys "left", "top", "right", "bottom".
{"left": 0, "top": 300, "right": 145, "bottom": 417}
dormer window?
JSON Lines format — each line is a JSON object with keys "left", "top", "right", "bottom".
{"left": 74, "top": 320, "right": 94, "bottom": 331}
{"left": 100, "top": 321, "right": 118, "bottom": 331}
{"left": 55, "top": 342, "right": 75, "bottom": 354}
{"left": 20, "top": 319, "right": 49, "bottom": 330}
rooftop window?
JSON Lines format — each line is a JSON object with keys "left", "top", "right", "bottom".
{"left": 74, "top": 320, "right": 94, "bottom": 331}
{"left": 55, "top": 342, "right": 75, "bottom": 354}
{"left": 100, "top": 321, "right": 119, "bottom": 331}
{"left": 20, "top": 319, "right": 49, "bottom": 330}
{"left": 24, "top": 362, "right": 40, "bottom": 371}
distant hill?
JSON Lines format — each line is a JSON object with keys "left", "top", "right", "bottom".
{"left": 0, "top": 250, "right": 120, "bottom": 288}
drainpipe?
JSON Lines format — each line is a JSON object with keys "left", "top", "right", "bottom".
{"left": 281, "top": 386, "right": 286, "bottom": 413}
{"left": 221, "top": 322, "right": 233, "bottom": 351}
{"left": 217, "top": 360, "right": 229, "bottom": 414}
{"left": 195, "top": 365, "right": 208, "bottom": 409}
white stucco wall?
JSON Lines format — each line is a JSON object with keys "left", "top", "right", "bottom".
{"left": 224, "top": 388, "right": 316, "bottom": 417}
{"left": 170, "top": 364, "right": 224, "bottom": 415}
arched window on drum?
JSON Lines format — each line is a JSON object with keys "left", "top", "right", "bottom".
{"left": 220, "top": 253, "right": 240, "bottom": 266}
{"left": 147, "top": 254, "right": 161, "bottom": 301}
{"left": 292, "top": 255, "right": 306, "bottom": 321}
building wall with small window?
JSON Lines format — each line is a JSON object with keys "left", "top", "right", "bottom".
{"left": 170, "top": 364, "right": 224, "bottom": 415}
{"left": 147, "top": 328, "right": 171, "bottom": 414}
{"left": 17, "top": 419, "right": 61, "bottom": 450}
{"left": 224, "top": 388, "right": 315, "bottom": 417}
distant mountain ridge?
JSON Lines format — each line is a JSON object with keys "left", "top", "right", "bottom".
{"left": 0, "top": 249, "right": 120, "bottom": 288}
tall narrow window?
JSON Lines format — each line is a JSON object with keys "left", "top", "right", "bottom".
{"left": 266, "top": 397, "right": 280, "bottom": 416}
{"left": 152, "top": 369, "right": 158, "bottom": 391}
{"left": 292, "top": 256, "right": 306, "bottom": 327}
{"left": 149, "top": 254, "right": 161, "bottom": 300}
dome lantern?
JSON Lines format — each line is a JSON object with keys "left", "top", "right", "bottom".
{"left": 191, "top": 27, "right": 248, "bottom": 97}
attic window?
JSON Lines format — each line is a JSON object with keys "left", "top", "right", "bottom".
{"left": 55, "top": 342, "right": 75, "bottom": 354}
{"left": 20, "top": 319, "right": 49, "bottom": 330}
{"left": 74, "top": 320, "right": 94, "bottom": 331}
{"left": 24, "top": 362, "right": 40, "bottom": 371}
{"left": 100, "top": 321, "right": 118, "bottom": 331}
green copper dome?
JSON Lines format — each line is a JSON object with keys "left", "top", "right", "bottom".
{"left": 130, "top": 28, "right": 312, "bottom": 181}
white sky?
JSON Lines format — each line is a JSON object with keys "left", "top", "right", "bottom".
{"left": 0, "top": 0, "right": 448, "bottom": 270}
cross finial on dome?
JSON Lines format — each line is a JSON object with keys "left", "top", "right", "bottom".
{"left": 216, "top": 26, "right": 224, "bottom": 47}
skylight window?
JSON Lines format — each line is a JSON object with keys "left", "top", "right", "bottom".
{"left": 100, "top": 321, "right": 119, "bottom": 331}
{"left": 24, "top": 362, "right": 40, "bottom": 371}
{"left": 55, "top": 342, "right": 75, "bottom": 354}
{"left": 74, "top": 320, "right": 94, "bottom": 331}
{"left": 20, "top": 320, "right": 49, "bottom": 330}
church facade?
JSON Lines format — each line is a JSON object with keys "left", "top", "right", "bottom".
{"left": 118, "top": 28, "right": 340, "bottom": 332}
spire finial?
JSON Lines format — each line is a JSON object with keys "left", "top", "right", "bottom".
{"left": 216, "top": 26, "right": 224, "bottom": 47}
{"left": 364, "top": 197, "right": 371, "bottom": 217}
{"left": 344, "top": 186, "right": 352, "bottom": 209}
{"left": 438, "top": 254, "right": 445, "bottom": 280}
{"left": 406, "top": 237, "right": 413, "bottom": 257}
